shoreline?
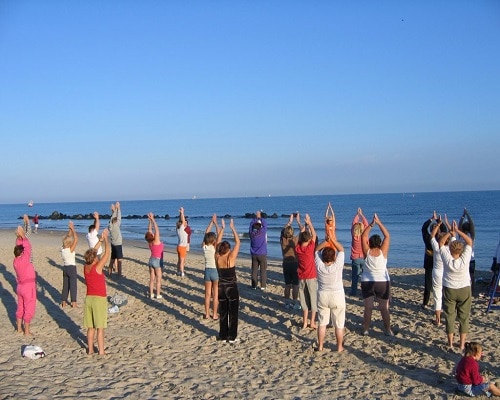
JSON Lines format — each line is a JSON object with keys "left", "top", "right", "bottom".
{"left": 0, "top": 229, "right": 498, "bottom": 398}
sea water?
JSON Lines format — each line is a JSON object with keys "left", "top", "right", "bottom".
{"left": 1, "top": 191, "right": 499, "bottom": 270}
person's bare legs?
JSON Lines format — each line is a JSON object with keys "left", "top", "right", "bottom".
{"left": 97, "top": 328, "right": 105, "bottom": 355}
{"left": 302, "top": 309, "right": 309, "bottom": 329}
{"left": 335, "top": 327, "right": 344, "bottom": 352}
{"left": 108, "top": 258, "right": 116, "bottom": 276}
{"left": 447, "top": 332, "right": 455, "bottom": 349}
{"left": 117, "top": 259, "right": 123, "bottom": 277}
{"left": 24, "top": 322, "right": 32, "bottom": 336}
{"left": 310, "top": 311, "right": 317, "bottom": 329}
{"left": 87, "top": 328, "right": 95, "bottom": 354}
{"left": 178, "top": 256, "right": 185, "bottom": 275}
{"left": 212, "top": 280, "right": 219, "bottom": 319}
{"left": 204, "top": 281, "right": 212, "bottom": 318}
{"left": 434, "top": 310, "right": 442, "bottom": 326}
{"left": 459, "top": 333, "right": 467, "bottom": 351}
{"left": 155, "top": 268, "right": 162, "bottom": 297}
{"left": 488, "top": 382, "right": 500, "bottom": 396}
{"left": 317, "top": 325, "right": 327, "bottom": 350}
{"left": 149, "top": 267, "right": 155, "bottom": 297}
{"left": 363, "top": 296, "right": 374, "bottom": 333}
{"left": 379, "top": 298, "right": 392, "bottom": 335}
{"left": 16, "top": 318, "right": 23, "bottom": 334}
{"left": 284, "top": 284, "right": 291, "bottom": 301}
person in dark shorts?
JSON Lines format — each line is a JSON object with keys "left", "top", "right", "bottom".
{"left": 360, "top": 214, "right": 393, "bottom": 336}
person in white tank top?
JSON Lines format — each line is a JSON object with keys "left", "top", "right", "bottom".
{"left": 360, "top": 213, "right": 393, "bottom": 336}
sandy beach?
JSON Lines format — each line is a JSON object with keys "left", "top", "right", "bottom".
{"left": 0, "top": 229, "right": 498, "bottom": 399}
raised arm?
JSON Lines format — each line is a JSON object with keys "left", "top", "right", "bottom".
{"left": 455, "top": 220, "right": 473, "bottom": 247}
{"left": 352, "top": 211, "right": 360, "bottom": 227}
{"left": 326, "top": 202, "right": 335, "bottom": 224}
{"left": 68, "top": 221, "right": 79, "bottom": 252}
{"left": 217, "top": 218, "right": 225, "bottom": 244}
{"left": 304, "top": 214, "right": 316, "bottom": 243}
{"left": 95, "top": 229, "right": 110, "bottom": 273}
{"left": 15, "top": 225, "right": 32, "bottom": 260}
{"left": 359, "top": 208, "right": 369, "bottom": 228}
{"left": 361, "top": 222, "right": 371, "bottom": 256}
{"left": 430, "top": 220, "right": 441, "bottom": 239}
{"left": 179, "top": 207, "right": 186, "bottom": 224}
{"left": 205, "top": 214, "right": 217, "bottom": 234}
{"left": 93, "top": 211, "right": 100, "bottom": 233}
{"left": 465, "top": 209, "right": 475, "bottom": 240}
{"left": 23, "top": 214, "right": 32, "bottom": 237}
{"left": 295, "top": 212, "right": 304, "bottom": 232}
{"left": 147, "top": 213, "right": 153, "bottom": 235}
{"left": 228, "top": 219, "right": 240, "bottom": 263}
{"left": 373, "top": 214, "right": 390, "bottom": 257}
{"left": 150, "top": 213, "right": 160, "bottom": 243}
{"left": 444, "top": 214, "right": 452, "bottom": 232}
{"left": 317, "top": 236, "right": 344, "bottom": 253}
{"left": 115, "top": 202, "right": 121, "bottom": 223}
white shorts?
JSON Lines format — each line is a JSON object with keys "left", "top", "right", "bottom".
{"left": 317, "top": 290, "right": 346, "bottom": 328}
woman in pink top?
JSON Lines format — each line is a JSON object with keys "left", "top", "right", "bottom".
{"left": 145, "top": 213, "right": 165, "bottom": 299}
{"left": 350, "top": 208, "right": 369, "bottom": 296}
{"left": 13, "top": 226, "right": 37, "bottom": 336}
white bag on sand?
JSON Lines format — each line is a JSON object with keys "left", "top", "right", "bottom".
{"left": 109, "top": 293, "right": 128, "bottom": 307}
{"left": 22, "top": 345, "right": 45, "bottom": 359}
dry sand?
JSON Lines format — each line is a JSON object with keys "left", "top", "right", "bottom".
{"left": 0, "top": 229, "right": 499, "bottom": 399}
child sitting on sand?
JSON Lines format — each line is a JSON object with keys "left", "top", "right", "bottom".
{"left": 455, "top": 341, "right": 500, "bottom": 397}
{"left": 13, "top": 226, "right": 37, "bottom": 336}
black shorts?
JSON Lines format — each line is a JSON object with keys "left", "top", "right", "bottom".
{"left": 282, "top": 261, "right": 299, "bottom": 286}
{"left": 111, "top": 244, "right": 123, "bottom": 260}
{"left": 361, "top": 281, "right": 391, "bottom": 300}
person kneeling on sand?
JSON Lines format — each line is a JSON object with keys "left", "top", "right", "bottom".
{"left": 315, "top": 237, "right": 345, "bottom": 352}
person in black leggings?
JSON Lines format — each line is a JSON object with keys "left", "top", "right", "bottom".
{"left": 215, "top": 219, "right": 241, "bottom": 343}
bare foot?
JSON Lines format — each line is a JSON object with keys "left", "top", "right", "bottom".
{"left": 309, "top": 325, "right": 317, "bottom": 330}
{"left": 24, "top": 331, "right": 34, "bottom": 337}
{"left": 213, "top": 315, "right": 219, "bottom": 320}
{"left": 71, "top": 302, "right": 77, "bottom": 308}
{"left": 16, "top": 329, "right": 23, "bottom": 335}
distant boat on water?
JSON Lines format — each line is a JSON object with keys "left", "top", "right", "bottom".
{"left": 28, "top": 200, "right": 34, "bottom": 207}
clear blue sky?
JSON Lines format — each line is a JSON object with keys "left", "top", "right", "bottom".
{"left": 1, "top": 1, "right": 499, "bottom": 203}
